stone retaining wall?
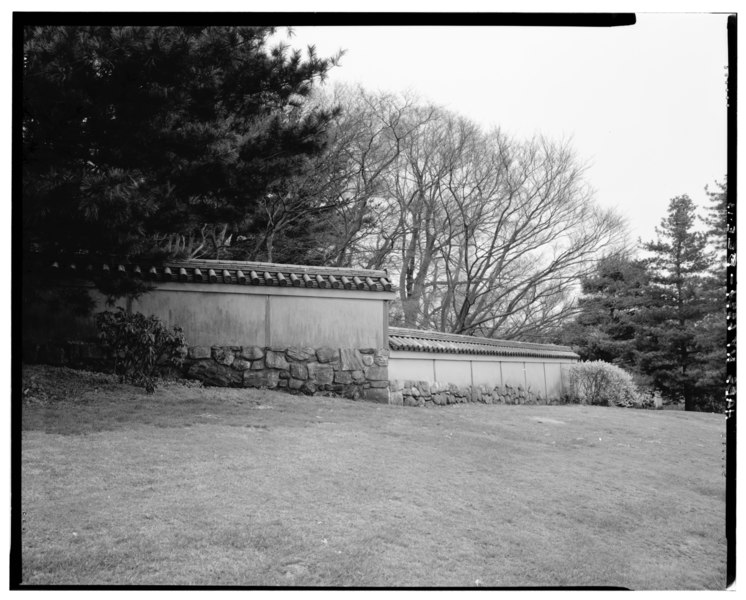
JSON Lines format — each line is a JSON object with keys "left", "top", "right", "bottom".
{"left": 22, "top": 340, "right": 391, "bottom": 403}
{"left": 390, "top": 379, "right": 562, "bottom": 407}
{"left": 183, "top": 345, "right": 390, "bottom": 402}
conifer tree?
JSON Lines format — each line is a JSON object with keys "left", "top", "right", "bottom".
{"left": 23, "top": 26, "right": 339, "bottom": 297}
{"left": 559, "top": 253, "right": 649, "bottom": 372}
{"left": 639, "top": 195, "right": 711, "bottom": 410}
{"left": 694, "top": 179, "right": 728, "bottom": 409}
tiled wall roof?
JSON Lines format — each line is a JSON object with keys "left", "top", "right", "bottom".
{"left": 48, "top": 258, "right": 394, "bottom": 293}
{"left": 389, "top": 327, "right": 579, "bottom": 359}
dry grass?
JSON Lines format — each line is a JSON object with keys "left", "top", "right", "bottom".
{"left": 20, "top": 365, "right": 726, "bottom": 588}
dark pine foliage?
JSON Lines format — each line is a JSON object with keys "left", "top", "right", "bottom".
{"left": 695, "top": 180, "right": 728, "bottom": 410}
{"left": 639, "top": 195, "right": 714, "bottom": 411}
{"left": 560, "top": 253, "right": 649, "bottom": 373}
{"left": 23, "top": 26, "right": 339, "bottom": 299}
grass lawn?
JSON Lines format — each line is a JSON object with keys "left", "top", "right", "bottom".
{"left": 19, "top": 365, "right": 726, "bottom": 588}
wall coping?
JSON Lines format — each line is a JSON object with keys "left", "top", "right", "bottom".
{"left": 389, "top": 327, "right": 579, "bottom": 360}
{"left": 46, "top": 257, "right": 394, "bottom": 293}
{"left": 389, "top": 350, "right": 577, "bottom": 364}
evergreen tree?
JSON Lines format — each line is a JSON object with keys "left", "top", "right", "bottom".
{"left": 559, "top": 253, "right": 649, "bottom": 373}
{"left": 560, "top": 190, "right": 727, "bottom": 412}
{"left": 703, "top": 178, "right": 728, "bottom": 259}
{"left": 639, "top": 195, "right": 712, "bottom": 410}
{"left": 694, "top": 179, "right": 728, "bottom": 410}
{"left": 23, "top": 26, "right": 339, "bottom": 296}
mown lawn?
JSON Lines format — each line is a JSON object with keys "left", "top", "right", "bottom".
{"left": 19, "top": 365, "right": 727, "bottom": 588}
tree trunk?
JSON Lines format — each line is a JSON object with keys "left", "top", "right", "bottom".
{"left": 266, "top": 231, "right": 274, "bottom": 263}
{"left": 684, "top": 390, "right": 695, "bottom": 412}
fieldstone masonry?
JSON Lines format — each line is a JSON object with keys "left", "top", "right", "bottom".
{"left": 25, "top": 341, "right": 568, "bottom": 408}
{"left": 184, "top": 345, "right": 390, "bottom": 402}
{"left": 390, "top": 379, "right": 563, "bottom": 407}
{"left": 22, "top": 340, "right": 391, "bottom": 403}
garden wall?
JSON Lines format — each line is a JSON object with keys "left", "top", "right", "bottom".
{"left": 388, "top": 327, "right": 579, "bottom": 403}
{"left": 183, "top": 344, "right": 392, "bottom": 403}
{"left": 24, "top": 258, "right": 395, "bottom": 400}
{"left": 25, "top": 259, "right": 581, "bottom": 406}
{"left": 389, "top": 379, "right": 565, "bottom": 407}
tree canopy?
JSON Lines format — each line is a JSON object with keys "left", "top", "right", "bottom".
{"left": 292, "top": 86, "right": 627, "bottom": 339}
{"left": 23, "top": 26, "right": 339, "bottom": 280}
{"left": 561, "top": 189, "right": 727, "bottom": 411}
{"left": 560, "top": 253, "right": 649, "bottom": 369}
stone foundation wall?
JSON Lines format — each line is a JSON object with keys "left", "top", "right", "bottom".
{"left": 183, "top": 345, "right": 390, "bottom": 402}
{"left": 390, "top": 379, "right": 563, "bottom": 407}
{"left": 22, "top": 340, "right": 391, "bottom": 403}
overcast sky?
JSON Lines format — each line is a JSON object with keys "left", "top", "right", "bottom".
{"left": 280, "top": 13, "right": 729, "bottom": 246}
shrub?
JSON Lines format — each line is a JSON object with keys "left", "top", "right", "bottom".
{"left": 96, "top": 308, "right": 187, "bottom": 393}
{"left": 568, "top": 361, "right": 649, "bottom": 408}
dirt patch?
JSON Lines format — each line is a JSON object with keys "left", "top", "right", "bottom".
{"left": 529, "top": 416, "right": 566, "bottom": 425}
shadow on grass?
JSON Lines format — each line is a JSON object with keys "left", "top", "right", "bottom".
{"left": 21, "top": 364, "right": 369, "bottom": 436}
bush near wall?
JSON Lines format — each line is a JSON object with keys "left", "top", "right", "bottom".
{"left": 96, "top": 308, "right": 187, "bottom": 393}
{"left": 568, "top": 361, "right": 651, "bottom": 408}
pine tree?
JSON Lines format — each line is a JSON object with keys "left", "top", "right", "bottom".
{"left": 639, "top": 195, "right": 711, "bottom": 410}
{"left": 22, "top": 26, "right": 340, "bottom": 296}
{"left": 703, "top": 178, "right": 728, "bottom": 258}
{"left": 559, "top": 253, "right": 649, "bottom": 373}
{"left": 694, "top": 179, "right": 728, "bottom": 410}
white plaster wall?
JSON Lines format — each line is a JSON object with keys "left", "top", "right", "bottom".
{"left": 132, "top": 290, "right": 267, "bottom": 347}
{"left": 269, "top": 295, "right": 384, "bottom": 348}
{"left": 433, "top": 359, "right": 473, "bottom": 387}
{"left": 525, "top": 362, "right": 547, "bottom": 396}
{"left": 49, "top": 281, "right": 392, "bottom": 349}
{"left": 388, "top": 358, "right": 436, "bottom": 382}
{"left": 472, "top": 361, "right": 503, "bottom": 387}
{"left": 544, "top": 363, "right": 564, "bottom": 398}
{"left": 501, "top": 361, "right": 526, "bottom": 388}
{"left": 389, "top": 352, "right": 575, "bottom": 398}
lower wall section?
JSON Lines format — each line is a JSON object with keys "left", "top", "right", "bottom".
{"left": 22, "top": 340, "right": 391, "bottom": 403}
{"left": 183, "top": 345, "right": 390, "bottom": 402}
{"left": 389, "top": 379, "right": 565, "bottom": 407}
{"left": 24, "top": 342, "right": 575, "bottom": 408}
{"left": 389, "top": 352, "right": 576, "bottom": 400}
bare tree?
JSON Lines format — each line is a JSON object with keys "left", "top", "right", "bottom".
{"left": 303, "top": 85, "right": 438, "bottom": 268}
{"left": 429, "top": 134, "right": 626, "bottom": 339}
{"left": 299, "top": 89, "right": 627, "bottom": 340}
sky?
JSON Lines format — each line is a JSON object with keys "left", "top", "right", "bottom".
{"left": 279, "top": 13, "right": 729, "bottom": 246}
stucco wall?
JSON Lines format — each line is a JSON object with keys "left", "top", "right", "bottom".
{"left": 133, "top": 283, "right": 390, "bottom": 348}
{"left": 389, "top": 351, "right": 577, "bottom": 401}
{"left": 132, "top": 288, "right": 268, "bottom": 347}
{"left": 433, "top": 359, "right": 472, "bottom": 387}
{"left": 388, "top": 358, "right": 435, "bottom": 382}
{"left": 28, "top": 282, "right": 391, "bottom": 350}
{"left": 268, "top": 295, "right": 386, "bottom": 348}
{"left": 544, "top": 363, "right": 564, "bottom": 398}
{"left": 525, "top": 362, "right": 547, "bottom": 396}
{"left": 472, "top": 361, "right": 501, "bottom": 387}
{"left": 501, "top": 362, "right": 524, "bottom": 388}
